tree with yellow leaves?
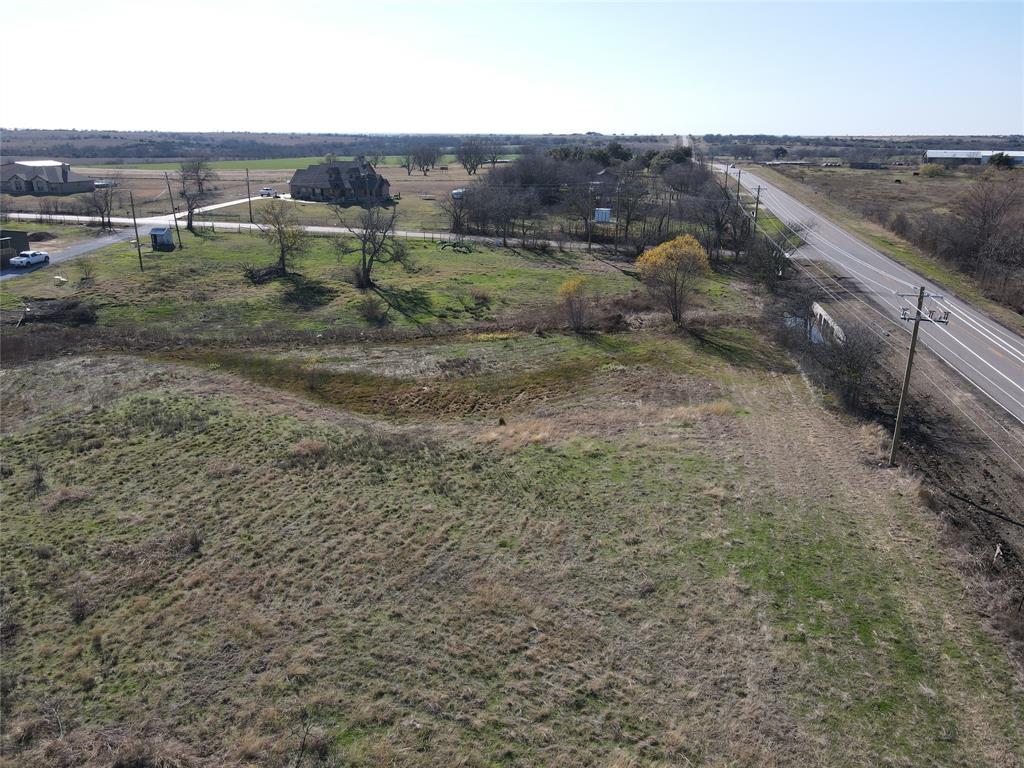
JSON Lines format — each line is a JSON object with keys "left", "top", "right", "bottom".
{"left": 558, "top": 276, "right": 589, "bottom": 332}
{"left": 635, "top": 235, "right": 710, "bottom": 323}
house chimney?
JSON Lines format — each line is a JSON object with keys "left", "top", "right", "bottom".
{"left": 61, "top": 163, "right": 69, "bottom": 183}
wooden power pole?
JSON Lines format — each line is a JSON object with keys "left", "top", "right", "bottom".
{"left": 245, "top": 168, "right": 254, "bottom": 224}
{"left": 753, "top": 186, "right": 763, "bottom": 223}
{"left": 129, "top": 191, "right": 143, "bottom": 272}
{"left": 888, "top": 286, "right": 950, "bottom": 467}
{"left": 164, "top": 172, "right": 183, "bottom": 250}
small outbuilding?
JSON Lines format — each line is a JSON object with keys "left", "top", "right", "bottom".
{"left": 1, "top": 229, "right": 32, "bottom": 267}
{"left": 150, "top": 227, "right": 175, "bottom": 251}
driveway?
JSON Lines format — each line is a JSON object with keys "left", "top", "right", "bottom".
{"left": 0, "top": 229, "right": 142, "bottom": 282}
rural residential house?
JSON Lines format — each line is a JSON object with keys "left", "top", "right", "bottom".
{"left": 288, "top": 160, "right": 391, "bottom": 205}
{"left": 1, "top": 161, "right": 95, "bottom": 195}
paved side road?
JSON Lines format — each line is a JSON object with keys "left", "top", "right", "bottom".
{"left": 2, "top": 207, "right": 591, "bottom": 270}
{"left": 723, "top": 165, "right": 1024, "bottom": 427}
{"left": 0, "top": 229, "right": 141, "bottom": 282}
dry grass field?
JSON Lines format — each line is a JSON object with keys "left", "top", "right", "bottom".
{"left": 1, "top": 169, "right": 292, "bottom": 221}
{"left": 2, "top": 230, "right": 1023, "bottom": 766}
{"left": 203, "top": 166, "right": 483, "bottom": 232}
{"left": 4, "top": 327, "right": 1024, "bottom": 766}
{"left": 766, "top": 164, "right": 980, "bottom": 222}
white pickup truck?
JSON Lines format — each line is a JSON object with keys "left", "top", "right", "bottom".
{"left": 9, "top": 250, "right": 49, "bottom": 267}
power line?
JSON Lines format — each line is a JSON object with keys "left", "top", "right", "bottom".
{"left": 745, "top": 182, "right": 1024, "bottom": 429}
{"left": 725, "top": 177, "right": 1024, "bottom": 476}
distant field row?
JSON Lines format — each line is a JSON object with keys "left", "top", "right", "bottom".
{"left": 89, "top": 154, "right": 519, "bottom": 171}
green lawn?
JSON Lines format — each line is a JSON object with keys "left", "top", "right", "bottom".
{"left": 0, "top": 228, "right": 643, "bottom": 337}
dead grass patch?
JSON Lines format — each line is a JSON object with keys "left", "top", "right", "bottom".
{"left": 41, "top": 485, "right": 93, "bottom": 512}
{"left": 476, "top": 418, "right": 558, "bottom": 450}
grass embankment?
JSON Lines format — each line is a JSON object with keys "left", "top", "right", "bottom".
{"left": 749, "top": 164, "right": 1024, "bottom": 336}
{"left": 0, "top": 230, "right": 644, "bottom": 337}
{"left": 2, "top": 318, "right": 1023, "bottom": 765}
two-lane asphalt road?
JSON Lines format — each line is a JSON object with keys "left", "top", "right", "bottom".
{"left": 724, "top": 165, "right": 1024, "bottom": 427}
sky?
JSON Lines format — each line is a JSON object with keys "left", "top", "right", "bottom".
{"left": 3, "top": 0, "right": 1022, "bottom": 135}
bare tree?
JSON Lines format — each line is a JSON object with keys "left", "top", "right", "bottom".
{"left": 180, "top": 158, "right": 218, "bottom": 194}
{"left": 401, "top": 149, "right": 414, "bottom": 176}
{"left": 258, "top": 199, "right": 310, "bottom": 275}
{"left": 562, "top": 186, "right": 595, "bottom": 247}
{"left": 178, "top": 184, "right": 212, "bottom": 232}
{"left": 484, "top": 141, "right": 503, "bottom": 168}
{"left": 177, "top": 162, "right": 218, "bottom": 232}
{"left": 81, "top": 176, "right": 121, "bottom": 230}
{"left": 613, "top": 170, "right": 649, "bottom": 250}
{"left": 814, "top": 322, "right": 883, "bottom": 410}
{"left": 336, "top": 205, "right": 412, "bottom": 289}
{"left": 439, "top": 194, "right": 469, "bottom": 237}
{"left": 457, "top": 139, "right": 486, "bottom": 175}
{"left": 413, "top": 144, "right": 440, "bottom": 176}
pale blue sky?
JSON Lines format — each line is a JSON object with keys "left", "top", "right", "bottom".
{"left": 4, "top": 1, "right": 1022, "bottom": 134}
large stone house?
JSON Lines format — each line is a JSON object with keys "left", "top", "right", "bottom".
{"left": 288, "top": 160, "right": 391, "bottom": 205}
{"left": 1, "top": 161, "right": 95, "bottom": 195}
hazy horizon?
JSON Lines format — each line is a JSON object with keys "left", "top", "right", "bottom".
{"left": 4, "top": 1, "right": 1023, "bottom": 135}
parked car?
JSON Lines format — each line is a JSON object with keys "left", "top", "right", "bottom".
{"left": 259, "top": 187, "right": 277, "bottom": 197}
{"left": 9, "top": 250, "right": 49, "bottom": 267}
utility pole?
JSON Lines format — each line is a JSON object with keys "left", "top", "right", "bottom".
{"left": 129, "top": 191, "right": 144, "bottom": 272}
{"left": 736, "top": 168, "right": 742, "bottom": 198}
{"left": 753, "top": 186, "right": 763, "bottom": 223}
{"left": 888, "top": 286, "right": 950, "bottom": 467}
{"left": 245, "top": 168, "right": 254, "bottom": 224}
{"left": 164, "top": 172, "right": 183, "bottom": 250}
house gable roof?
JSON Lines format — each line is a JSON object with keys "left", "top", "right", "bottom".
{"left": 1, "top": 162, "right": 92, "bottom": 184}
{"left": 288, "top": 161, "right": 385, "bottom": 191}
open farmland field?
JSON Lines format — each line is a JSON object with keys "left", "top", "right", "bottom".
{"left": 203, "top": 166, "right": 485, "bottom": 232}
{"left": 87, "top": 155, "right": 519, "bottom": 171}
{"left": 4, "top": 299, "right": 1024, "bottom": 765}
{"left": 2, "top": 169, "right": 292, "bottom": 220}
{"left": 766, "top": 164, "right": 981, "bottom": 221}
